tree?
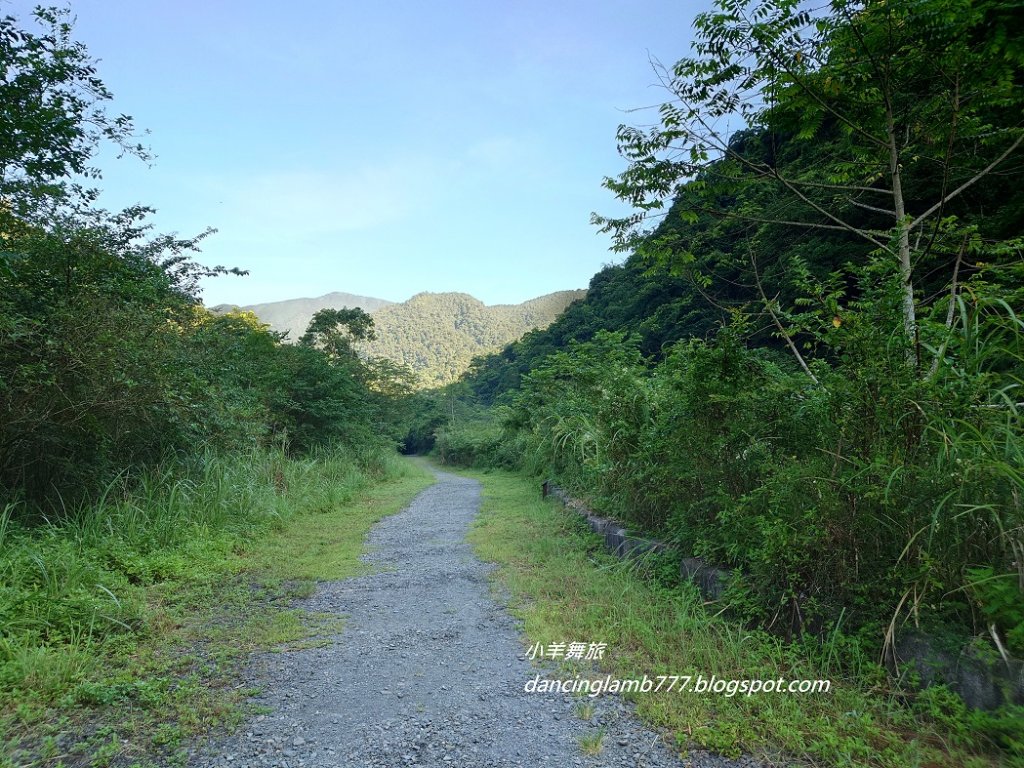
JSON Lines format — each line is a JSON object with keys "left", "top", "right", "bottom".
{"left": 594, "top": 0, "right": 1024, "bottom": 366}
{"left": 0, "top": 6, "right": 149, "bottom": 217}
{"left": 0, "top": 6, "right": 239, "bottom": 300}
{"left": 0, "top": 216, "right": 209, "bottom": 502}
{"left": 299, "top": 307, "right": 377, "bottom": 362}
{"left": 0, "top": 6, "right": 255, "bottom": 507}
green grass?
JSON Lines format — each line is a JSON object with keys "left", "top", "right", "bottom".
{"left": 578, "top": 727, "right": 606, "bottom": 755}
{"left": 248, "top": 457, "right": 435, "bottom": 582}
{"left": 0, "top": 449, "right": 434, "bottom": 768}
{"left": 462, "top": 468, "right": 1020, "bottom": 768}
{"left": 575, "top": 699, "right": 596, "bottom": 721}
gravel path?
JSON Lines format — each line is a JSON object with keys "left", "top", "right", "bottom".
{"left": 192, "top": 467, "right": 757, "bottom": 768}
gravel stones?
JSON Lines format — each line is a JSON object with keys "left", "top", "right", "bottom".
{"left": 191, "top": 468, "right": 760, "bottom": 768}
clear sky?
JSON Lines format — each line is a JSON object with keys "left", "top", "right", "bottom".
{"left": 7, "top": 0, "right": 712, "bottom": 306}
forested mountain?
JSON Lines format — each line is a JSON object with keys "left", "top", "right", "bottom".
{"left": 462, "top": 254, "right": 704, "bottom": 403}
{"left": 224, "top": 289, "right": 585, "bottom": 388}
{"left": 210, "top": 292, "right": 393, "bottom": 339}
{"left": 362, "top": 291, "right": 584, "bottom": 388}
{"left": 466, "top": 117, "right": 1024, "bottom": 404}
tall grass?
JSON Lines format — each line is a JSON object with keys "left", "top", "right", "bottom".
{"left": 448, "top": 314, "right": 1024, "bottom": 656}
{"left": 0, "top": 444, "right": 399, "bottom": 699}
{"left": 466, "top": 469, "right": 1023, "bottom": 767}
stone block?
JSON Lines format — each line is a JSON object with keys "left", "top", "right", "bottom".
{"left": 895, "top": 631, "right": 1024, "bottom": 710}
{"left": 680, "top": 556, "right": 731, "bottom": 600}
{"left": 623, "top": 535, "right": 668, "bottom": 557}
{"left": 604, "top": 526, "right": 628, "bottom": 557}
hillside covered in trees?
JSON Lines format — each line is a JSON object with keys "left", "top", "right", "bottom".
{"left": 211, "top": 291, "right": 394, "bottom": 337}
{"left": 224, "top": 289, "right": 586, "bottom": 388}
{"left": 362, "top": 290, "right": 585, "bottom": 387}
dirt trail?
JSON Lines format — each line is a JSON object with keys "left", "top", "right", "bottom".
{"left": 192, "top": 467, "right": 751, "bottom": 767}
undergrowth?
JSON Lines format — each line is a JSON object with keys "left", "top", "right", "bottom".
{"left": 464, "top": 468, "right": 1024, "bottom": 768}
{"left": 0, "top": 448, "right": 434, "bottom": 768}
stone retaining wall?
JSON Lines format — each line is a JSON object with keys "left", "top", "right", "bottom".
{"left": 541, "top": 480, "right": 731, "bottom": 601}
{"left": 541, "top": 480, "right": 1023, "bottom": 710}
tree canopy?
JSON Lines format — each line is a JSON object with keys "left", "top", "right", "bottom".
{"left": 0, "top": 7, "right": 409, "bottom": 511}
{"left": 0, "top": 6, "right": 150, "bottom": 217}
{"left": 595, "top": 0, "right": 1024, "bottom": 364}
{"left": 446, "top": 0, "right": 1024, "bottom": 698}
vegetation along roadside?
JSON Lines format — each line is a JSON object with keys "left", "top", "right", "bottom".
{"left": 0, "top": 7, "right": 435, "bottom": 765}
{"left": 418, "top": 1, "right": 1024, "bottom": 763}
{"left": 463, "top": 468, "right": 1023, "bottom": 767}
{"left": 0, "top": 451, "right": 434, "bottom": 768}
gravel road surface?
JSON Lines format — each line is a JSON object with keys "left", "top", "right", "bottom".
{"left": 192, "top": 467, "right": 756, "bottom": 768}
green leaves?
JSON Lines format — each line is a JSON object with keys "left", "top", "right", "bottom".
{"left": 0, "top": 7, "right": 150, "bottom": 216}
{"left": 0, "top": 215, "right": 402, "bottom": 510}
{"left": 0, "top": 7, "right": 410, "bottom": 516}
{"left": 298, "top": 307, "right": 377, "bottom": 369}
{"left": 597, "top": 0, "right": 1024, "bottom": 363}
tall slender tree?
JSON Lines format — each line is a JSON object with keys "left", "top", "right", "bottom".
{"left": 595, "top": 0, "right": 1024, "bottom": 366}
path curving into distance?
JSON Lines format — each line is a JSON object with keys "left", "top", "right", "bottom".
{"left": 192, "top": 467, "right": 754, "bottom": 768}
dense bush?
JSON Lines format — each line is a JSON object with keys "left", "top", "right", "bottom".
{"left": 434, "top": 413, "right": 527, "bottom": 470}
{"left": 492, "top": 272, "right": 1023, "bottom": 654}
{"left": 0, "top": 217, "right": 403, "bottom": 514}
{"left": 442, "top": 0, "right": 1024, "bottom": 665}
{"left": 0, "top": 6, "right": 419, "bottom": 519}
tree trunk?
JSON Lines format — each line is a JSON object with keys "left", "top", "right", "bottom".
{"left": 887, "top": 107, "right": 917, "bottom": 361}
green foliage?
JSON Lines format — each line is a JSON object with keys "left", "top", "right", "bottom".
{"left": 967, "top": 568, "right": 1024, "bottom": 656}
{"left": 434, "top": 411, "right": 527, "bottom": 470}
{"left": 210, "top": 291, "right": 393, "bottom": 337}
{"left": 1, "top": 216, "right": 212, "bottom": 504}
{"left": 492, "top": 280, "right": 1023, "bottom": 648}
{"left": 0, "top": 4, "right": 484, "bottom": 762}
{"left": 446, "top": 0, "right": 1024, "bottom": 668}
{"left": 466, "top": 468, "right": 1021, "bottom": 767}
{"left": 0, "top": 6, "right": 149, "bottom": 215}
{"left": 360, "top": 290, "right": 585, "bottom": 388}
{"left": 399, "top": 392, "right": 449, "bottom": 454}
{"left": 464, "top": 258, "right": 709, "bottom": 406}
{"left": 596, "top": 0, "right": 1024, "bottom": 360}
{"left": 506, "top": 331, "right": 654, "bottom": 503}
{"left": 263, "top": 344, "right": 365, "bottom": 451}
{"left": 225, "top": 290, "right": 586, "bottom": 391}
{"left": 0, "top": 447, "right": 429, "bottom": 767}
{"left": 0, "top": 6, "right": 410, "bottom": 510}
{"left": 446, "top": 276, "right": 1023, "bottom": 761}
{"left": 299, "top": 306, "right": 376, "bottom": 356}
{"left": 0, "top": 446, "right": 386, "bottom": 688}
{"left": 0, "top": 217, "right": 404, "bottom": 509}
{"left": 911, "top": 685, "right": 1024, "bottom": 762}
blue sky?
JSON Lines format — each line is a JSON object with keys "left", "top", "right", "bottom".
{"left": 9, "top": 0, "right": 712, "bottom": 306}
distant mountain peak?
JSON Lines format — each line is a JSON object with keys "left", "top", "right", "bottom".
{"left": 216, "top": 288, "right": 586, "bottom": 388}
{"left": 209, "top": 292, "right": 393, "bottom": 340}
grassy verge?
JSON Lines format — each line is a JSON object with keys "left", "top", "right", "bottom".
{"left": 0, "top": 450, "right": 434, "bottom": 768}
{"left": 462, "top": 468, "right": 1020, "bottom": 768}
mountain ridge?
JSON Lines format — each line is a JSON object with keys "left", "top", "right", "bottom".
{"left": 209, "top": 291, "right": 394, "bottom": 339}
{"left": 213, "top": 288, "right": 586, "bottom": 388}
